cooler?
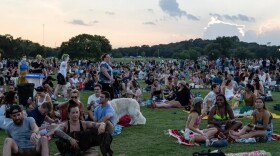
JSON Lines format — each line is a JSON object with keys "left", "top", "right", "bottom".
{"left": 24, "top": 73, "right": 45, "bottom": 88}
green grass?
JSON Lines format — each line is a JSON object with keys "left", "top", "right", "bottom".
{"left": 1, "top": 83, "right": 280, "bottom": 155}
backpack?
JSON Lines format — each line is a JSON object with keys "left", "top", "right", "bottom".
{"left": 193, "top": 149, "right": 225, "bottom": 156}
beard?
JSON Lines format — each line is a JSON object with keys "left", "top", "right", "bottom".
{"left": 13, "top": 118, "right": 23, "bottom": 125}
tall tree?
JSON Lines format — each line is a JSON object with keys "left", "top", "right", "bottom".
{"left": 59, "top": 34, "right": 112, "bottom": 60}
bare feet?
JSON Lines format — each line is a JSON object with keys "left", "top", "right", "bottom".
{"left": 229, "top": 131, "right": 240, "bottom": 139}
{"left": 229, "top": 130, "right": 239, "bottom": 136}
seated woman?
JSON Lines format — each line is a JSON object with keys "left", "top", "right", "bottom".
{"left": 53, "top": 102, "right": 113, "bottom": 156}
{"left": 252, "top": 78, "right": 264, "bottom": 97}
{"left": 126, "top": 80, "right": 142, "bottom": 103}
{"left": 222, "top": 80, "right": 237, "bottom": 101}
{"left": 229, "top": 98, "right": 273, "bottom": 141}
{"left": 151, "top": 81, "right": 191, "bottom": 108}
{"left": 184, "top": 97, "right": 217, "bottom": 143}
{"left": 151, "top": 79, "right": 165, "bottom": 101}
{"left": 27, "top": 86, "right": 52, "bottom": 112}
{"left": 240, "top": 84, "right": 256, "bottom": 113}
{"left": 208, "top": 94, "right": 242, "bottom": 136}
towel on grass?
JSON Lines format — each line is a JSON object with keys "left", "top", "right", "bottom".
{"left": 167, "top": 129, "right": 200, "bottom": 146}
{"left": 226, "top": 150, "right": 271, "bottom": 156}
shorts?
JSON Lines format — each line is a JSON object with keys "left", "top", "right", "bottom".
{"left": 57, "top": 73, "right": 66, "bottom": 85}
{"left": 14, "top": 147, "right": 39, "bottom": 156}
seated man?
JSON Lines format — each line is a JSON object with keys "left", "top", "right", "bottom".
{"left": 94, "top": 91, "right": 115, "bottom": 135}
{"left": 87, "top": 84, "right": 102, "bottom": 121}
{"left": 27, "top": 101, "right": 59, "bottom": 135}
{"left": 3, "top": 105, "right": 49, "bottom": 156}
{"left": 54, "top": 102, "right": 113, "bottom": 156}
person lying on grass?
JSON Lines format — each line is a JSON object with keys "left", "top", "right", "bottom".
{"left": 151, "top": 81, "right": 191, "bottom": 108}
{"left": 229, "top": 98, "right": 273, "bottom": 141}
{"left": 207, "top": 94, "right": 242, "bottom": 137}
{"left": 184, "top": 97, "right": 218, "bottom": 143}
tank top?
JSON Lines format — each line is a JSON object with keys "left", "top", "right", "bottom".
{"left": 225, "top": 87, "right": 234, "bottom": 100}
{"left": 244, "top": 93, "right": 254, "bottom": 106}
{"left": 67, "top": 120, "right": 84, "bottom": 133}
{"left": 37, "top": 94, "right": 47, "bottom": 106}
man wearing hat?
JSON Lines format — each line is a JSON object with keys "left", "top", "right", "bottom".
{"left": 3, "top": 105, "right": 49, "bottom": 156}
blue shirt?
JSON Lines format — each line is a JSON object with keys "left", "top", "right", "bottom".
{"left": 7, "top": 117, "right": 36, "bottom": 148}
{"left": 212, "top": 76, "right": 223, "bottom": 85}
{"left": 27, "top": 106, "right": 46, "bottom": 127}
{"left": 94, "top": 104, "right": 115, "bottom": 125}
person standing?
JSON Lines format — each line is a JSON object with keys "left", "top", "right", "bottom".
{"left": 3, "top": 105, "right": 49, "bottom": 156}
{"left": 30, "top": 54, "right": 45, "bottom": 75}
{"left": 17, "top": 55, "right": 29, "bottom": 84}
{"left": 98, "top": 54, "right": 114, "bottom": 99}
{"left": 52, "top": 54, "right": 69, "bottom": 101}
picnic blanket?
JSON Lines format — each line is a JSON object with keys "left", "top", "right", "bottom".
{"left": 226, "top": 150, "right": 272, "bottom": 156}
{"left": 183, "top": 110, "right": 280, "bottom": 119}
{"left": 167, "top": 129, "right": 200, "bottom": 146}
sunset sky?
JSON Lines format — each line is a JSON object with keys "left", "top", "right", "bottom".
{"left": 1, "top": 0, "right": 280, "bottom": 48}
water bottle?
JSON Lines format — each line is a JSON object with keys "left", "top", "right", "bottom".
{"left": 239, "top": 95, "right": 243, "bottom": 101}
{"left": 184, "top": 128, "right": 190, "bottom": 140}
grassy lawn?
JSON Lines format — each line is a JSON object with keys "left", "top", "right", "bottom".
{"left": 1, "top": 83, "right": 280, "bottom": 155}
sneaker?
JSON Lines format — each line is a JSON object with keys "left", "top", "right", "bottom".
{"left": 151, "top": 102, "right": 156, "bottom": 109}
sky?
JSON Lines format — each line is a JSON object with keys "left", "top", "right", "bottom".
{"left": 1, "top": 0, "right": 280, "bottom": 48}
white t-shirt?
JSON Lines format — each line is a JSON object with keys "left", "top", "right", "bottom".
{"left": 87, "top": 94, "right": 100, "bottom": 111}
{"left": 59, "top": 61, "right": 67, "bottom": 77}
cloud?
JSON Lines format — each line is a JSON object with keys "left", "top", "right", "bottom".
{"left": 209, "top": 13, "right": 255, "bottom": 22}
{"left": 67, "top": 19, "right": 92, "bottom": 26}
{"left": 203, "top": 18, "right": 280, "bottom": 45}
{"left": 159, "top": 0, "right": 199, "bottom": 20}
{"left": 243, "top": 28, "right": 280, "bottom": 46}
{"left": 147, "top": 9, "right": 154, "bottom": 13}
{"left": 143, "top": 22, "right": 156, "bottom": 25}
{"left": 90, "top": 20, "right": 99, "bottom": 24}
{"left": 105, "top": 11, "right": 115, "bottom": 15}
{"left": 203, "top": 17, "right": 245, "bottom": 39}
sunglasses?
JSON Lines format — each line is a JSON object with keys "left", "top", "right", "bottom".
{"left": 71, "top": 96, "right": 78, "bottom": 99}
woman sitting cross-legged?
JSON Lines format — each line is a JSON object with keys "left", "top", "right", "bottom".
{"left": 207, "top": 94, "right": 242, "bottom": 136}
{"left": 151, "top": 81, "right": 191, "bottom": 108}
{"left": 229, "top": 98, "right": 273, "bottom": 142}
{"left": 184, "top": 97, "right": 218, "bottom": 143}
{"left": 53, "top": 102, "right": 113, "bottom": 156}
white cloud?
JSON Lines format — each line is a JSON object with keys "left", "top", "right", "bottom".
{"left": 203, "top": 17, "right": 245, "bottom": 39}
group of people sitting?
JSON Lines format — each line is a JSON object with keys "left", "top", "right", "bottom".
{"left": 184, "top": 85, "right": 273, "bottom": 145}
{"left": 1, "top": 84, "right": 115, "bottom": 156}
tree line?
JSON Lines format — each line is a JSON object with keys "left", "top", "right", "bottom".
{"left": 0, "top": 34, "right": 279, "bottom": 60}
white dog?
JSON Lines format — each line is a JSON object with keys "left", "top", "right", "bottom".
{"left": 110, "top": 98, "right": 146, "bottom": 125}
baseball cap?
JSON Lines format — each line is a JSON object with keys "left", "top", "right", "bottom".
{"left": 192, "top": 97, "right": 203, "bottom": 106}
{"left": 9, "top": 105, "right": 22, "bottom": 115}
{"left": 35, "top": 86, "right": 45, "bottom": 92}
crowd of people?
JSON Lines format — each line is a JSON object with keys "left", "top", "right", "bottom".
{"left": 0, "top": 54, "right": 279, "bottom": 155}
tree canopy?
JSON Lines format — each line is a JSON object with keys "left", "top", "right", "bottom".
{"left": 59, "top": 34, "right": 112, "bottom": 60}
